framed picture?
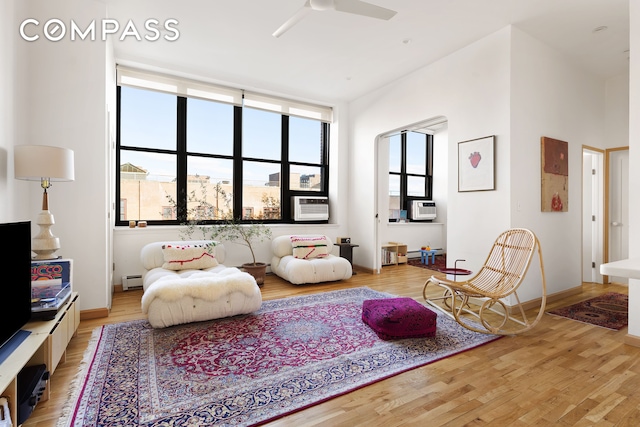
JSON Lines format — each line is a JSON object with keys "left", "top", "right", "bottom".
{"left": 540, "top": 136, "right": 568, "bottom": 212}
{"left": 458, "top": 135, "right": 495, "bottom": 192}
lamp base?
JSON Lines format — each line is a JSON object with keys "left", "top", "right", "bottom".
{"left": 32, "top": 210, "right": 61, "bottom": 260}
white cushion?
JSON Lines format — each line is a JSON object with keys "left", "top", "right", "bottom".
{"left": 290, "top": 235, "right": 330, "bottom": 259}
{"left": 142, "top": 264, "right": 228, "bottom": 291}
{"left": 271, "top": 234, "right": 334, "bottom": 257}
{"left": 141, "top": 240, "right": 226, "bottom": 271}
{"left": 161, "top": 243, "right": 218, "bottom": 270}
{"left": 270, "top": 235, "right": 351, "bottom": 285}
{"left": 139, "top": 240, "right": 261, "bottom": 328}
{"left": 271, "top": 254, "right": 352, "bottom": 285}
{"left": 141, "top": 267, "right": 262, "bottom": 328}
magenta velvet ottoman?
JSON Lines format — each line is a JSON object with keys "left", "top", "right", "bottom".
{"left": 362, "top": 297, "right": 437, "bottom": 340}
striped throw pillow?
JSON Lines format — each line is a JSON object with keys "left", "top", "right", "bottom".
{"left": 290, "top": 236, "right": 330, "bottom": 259}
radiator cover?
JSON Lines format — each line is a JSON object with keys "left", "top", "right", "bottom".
{"left": 122, "top": 275, "right": 143, "bottom": 291}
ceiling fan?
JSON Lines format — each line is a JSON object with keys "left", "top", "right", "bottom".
{"left": 272, "top": 0, "right": 397, "bottom": 38}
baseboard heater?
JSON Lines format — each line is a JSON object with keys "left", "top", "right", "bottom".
{"left": 121, "top": 275, "right": 143, "bottom": 291}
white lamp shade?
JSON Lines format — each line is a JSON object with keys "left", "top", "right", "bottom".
{"left": 14, "top": 145, "right": 75, "bottom": 181}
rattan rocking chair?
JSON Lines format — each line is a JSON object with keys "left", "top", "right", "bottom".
{"left": 423, "top": 228, "right": 546, "bottom": 335}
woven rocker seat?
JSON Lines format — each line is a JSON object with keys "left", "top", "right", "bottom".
{"left": 423, "top": 228, "right": 546, "bottom": 335}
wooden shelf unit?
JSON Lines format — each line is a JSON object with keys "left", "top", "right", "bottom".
{"left": 0, "top": 292, "right": 79, "bottom": 427}
{"left": 381, "top": 242, "right": 408, "bottom": 266}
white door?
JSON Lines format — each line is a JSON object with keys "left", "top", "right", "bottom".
{"left": 582, "top": 149, "right": 604, "bottom": 283}
{"left": 608, "top": 149, "right": 629, "bottom": 283}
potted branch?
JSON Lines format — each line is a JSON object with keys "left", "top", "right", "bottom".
{"left": 207, "top": 218, "right": 272, "bottom": 286}
{"left": 166, "top": 179, "right": 273, "bottom": 285}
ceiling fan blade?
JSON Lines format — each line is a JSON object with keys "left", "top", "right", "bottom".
{"left": 333, "top": 0, "right": 397, "bottom": 20}
{"left": 272, "top": 2, "right": 312, "bottom": 38}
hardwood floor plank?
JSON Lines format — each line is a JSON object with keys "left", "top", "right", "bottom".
{"left": 20, "top": 265, "right": 639, "bottom": 427}
{"left": 584, "top": 393, "right": 627, "bottom": 424}
{"left": 603, "top": 398, "right": 640, "bottom": 425}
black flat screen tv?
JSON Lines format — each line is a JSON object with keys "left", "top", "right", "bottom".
{"left": 0, "top": 221, "right": 32, "bottom": 351}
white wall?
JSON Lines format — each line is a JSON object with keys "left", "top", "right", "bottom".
{"left": 605, "top": 72, "right": 630, "bottom": 149}
{"left": 432, "top": 126, "right": 449, "bottom": 242}
{"left": 349, "top": 27, "right": 513, "bottom": 275}
{"left": 627, "top": 0, "right": 639, "bottom": 337}
{"left": 16, "top": 0, "right": 110, "bottom": 312}
{"left": 382, "top": 224, "right": 446, "bottom": 254}
{"left": 105, "top": 35, "right": 117, "bottom": 309}
{"left": 349, "top": 24, "right": 617, "bottom": 303}
{"left": 0, "top": 0, "right": 15, "bottom": 221}
{"left": 0, "top": 0, "right": 28, "bottom": 223}
{"left": 509, "top": 27, "right": 606, "bottom": 301}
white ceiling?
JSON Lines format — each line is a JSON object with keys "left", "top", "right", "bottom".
{"left": 105, "top": 0, "right": 629, "bottom": 104}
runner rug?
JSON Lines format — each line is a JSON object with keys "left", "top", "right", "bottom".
{"left": 547, "top": 292, "right": 628, "bottom": 330}
{"left": 58, "top": 287, "right": 501, "bottom": 427}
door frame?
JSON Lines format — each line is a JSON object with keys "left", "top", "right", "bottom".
{"left": 603, "top": 146, "right": 630, "bottom": 283}
{"left": 582, "top": 146, "right": 604, "bottom": 283}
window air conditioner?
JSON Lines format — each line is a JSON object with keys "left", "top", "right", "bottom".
{"left": 410, "top": 200, "right": 436, "bottom": 221}
{"left": 292, "top": 196, "right": 329, "bottom": 221}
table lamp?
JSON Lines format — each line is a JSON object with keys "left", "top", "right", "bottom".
{"left": 14, "top": 145, "right": 75, "bottom": 259}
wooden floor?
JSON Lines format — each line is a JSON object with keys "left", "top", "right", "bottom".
{"left": 23, "top": 264, "right": 639, "bottom": 427}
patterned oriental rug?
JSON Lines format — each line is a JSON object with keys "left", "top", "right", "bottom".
{"left": 59, "top": 287, "right": 501, "bottom": 427}
{"left": 547, "top": 292, "right": 628, "bottom": 330}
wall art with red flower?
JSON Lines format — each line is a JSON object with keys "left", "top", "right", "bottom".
{"left": 457, "top": 135, "right": 495, "bottom": 192}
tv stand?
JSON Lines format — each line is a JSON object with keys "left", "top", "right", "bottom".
{"left": 0, "top": 292, "right": 79, "bottom": 426}
{"left": 0, "top": 331, "right": 31, "bottom": 365}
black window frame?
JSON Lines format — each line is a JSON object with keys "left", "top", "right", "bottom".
{"left": 115, "top": 85, "right": 330, "bottom": 226}
{"left": 389, "top": 131, "right": 434, "bottom": 214}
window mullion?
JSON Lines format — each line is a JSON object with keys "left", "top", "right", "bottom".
{"left": 115, "top": 86, "right": 123, "bottom": 222}
{"left": 400, "top": 132, "right": 407, "bottom": 210}
{"left": 281, "top": 115, "right": 290, "bottom": 220}
{"left": 322, "top": 122, "right": 329, "bottom": 192}
{"left": 176, "top": 97, "right": 188, "bottom": 222}
{"left": 426, "top": 134, "right": 433, "bottom": 199}
{"left": 232, "top": 105, "right": 243, "bottom": 218}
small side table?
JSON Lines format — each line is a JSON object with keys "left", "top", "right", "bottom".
{"left": 420, "top": 249, "right": 437, "bottom": 265}
{"left": 336, "top": 243, "right": 359, "bottom": 274}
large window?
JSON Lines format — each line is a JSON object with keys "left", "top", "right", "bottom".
{"left": 116, "top": 68, "right": 331, "bottom": 225}
{"left": 389, "top": 131, "right": 433, "bottom": 214}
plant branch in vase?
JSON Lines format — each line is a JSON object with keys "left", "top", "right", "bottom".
{"left": 165, "top": 179, "right": 273, "bottom": 286}
{"left": 208, "top": 219, "right": 273, "bottom": 286}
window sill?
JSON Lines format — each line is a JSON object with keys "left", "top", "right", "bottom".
{"left": 387, "top": 222, "right": 444, "bottom": 226}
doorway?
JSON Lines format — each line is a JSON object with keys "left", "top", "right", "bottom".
{"left": 605, "top": 147, "right": 629, "bottom": 284}
{"left": 582, "top": 146, "right": 630, "bottom": 284}
{"left": 582, "top": 147, "right": 604, "bottom": 283}
{"left": 374, "top": 116, "right": 448, "bottom": 273}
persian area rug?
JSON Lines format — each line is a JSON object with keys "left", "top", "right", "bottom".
{"left": 59, "top": 287, "right": 501, "bottom": 427}
{"left": 407, "top": 254, "right": 447, "bottom": 272}
{"left": 547, "top": 292, "right": 628, "bottom": 330}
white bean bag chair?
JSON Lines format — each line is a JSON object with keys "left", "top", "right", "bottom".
{"left": 140, "top": 240, "right": 262, "bottom": 328}
{"left": 271, "top": 235, "right": 352, "bottom": 285}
